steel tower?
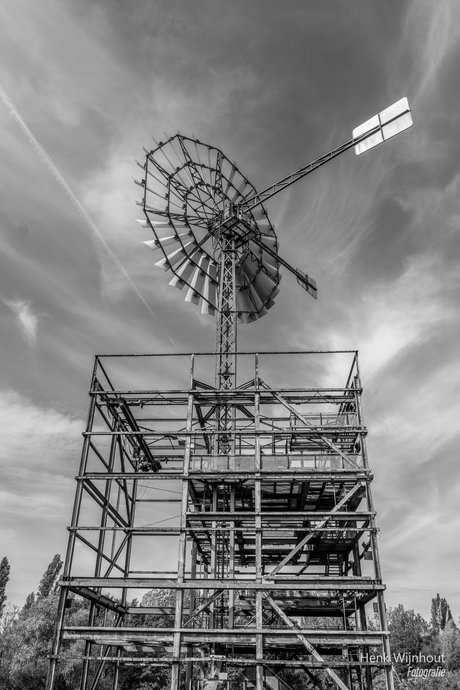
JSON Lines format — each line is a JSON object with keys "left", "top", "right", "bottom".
{"left": 47, "top": 99, "right": 413, "bottom": 690}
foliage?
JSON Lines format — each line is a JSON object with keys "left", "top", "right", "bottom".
{"left": 441, "top": 620, "right": 460, "bottom": 672}
{"left": 116, "top": 590, "right": 173, "bottom": 690}
{"left": 382, "top": 601, "right": 460, "bottom": 690}
{"left": 0, "top": 556, "right": 11, "bottom": 617}
{"left": 22, "top": 591, "right": 35, "bottom": 612}
{"left": 387, "top": 604, "right": 430, "bottom": 673}
{"left": 37, "top": 554, "right": 63, "bottom": 599}
{"left": 431, "top": 594, "right": 453, "bottom": 635}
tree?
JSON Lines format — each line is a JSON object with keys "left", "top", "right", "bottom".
{"left": 387, "top": 605, "right": 429, "bottom": 674}
{"left": 22, "top": 592, "right": 35, "bottom": 613}
{"left": 0, "top": 556, "right": 10, "bottom": 617}
{"left": 441, "top": 619, "right": 460, "bottom": 672}
{"left": 0, "top": 587, "right": 97, "bottom": 690}
{"left": 37, "top": 554, "right": 62, "bottom": 599}
{"left": 431, "top": 594, "right": 453, "bottom": 634}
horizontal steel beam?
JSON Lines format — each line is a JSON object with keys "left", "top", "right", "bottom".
{"left": 60, "top": 577, "right": 384, "bottom": 591}
{"left": 77, "top": 471, "right": 371, "bottom": 480}
{"left": 59, "top": 655, "right": 391, "bottom": 668}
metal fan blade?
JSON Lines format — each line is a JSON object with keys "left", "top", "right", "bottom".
{"left": 185, "top": 255, "right": 209, "bottom": 305}
{"left": 201, "top": 296, "right": 215, "bottom": 315}
{"left": 137, "top": 218, "right": 174, "bottom": 232}
{"left": 170, "top": 252, "right": 203, "bottom": 288}
{"left": 249, "top": 237, "right": 277, "bottom": 254}
{"left": 154, "top": 241, "right": 197, "bottom": 271}
{"left": 239, "top": 310, "right": 257, "bottom": 324}
{"left": 251, "top": 207, "right": 267, "bottom": 221}
{"left": 248, "top": 283, "right": 265, "bottom": 311}
{"left": 250, "top": 270, "right": 280, "bottom": 302}
{"left": 236, "top": 286, "right": 256, "bottom": 314}
{"left": 247, "top": 285, "right": 269, "bottom": 319}
{"left": 258, "top": 234, "right": 277, "bottom": 246}
{"left": 234, "top": 266, "right": 255, "bottom": 319}
{"left": 231, "top": 178, "right": 249, "bottom": 202}
{"left": 224, "top": 164, "right": 237, "bottom": 195}
{"left": 185, "top": 267, "right": 202, "bottom": 305}
{"left": 144, "top": 202, "right": 167, "bottom": 213}
{"left": 240, "top": 255, "right": 258, "bottom": 280}
{"left": 144, "top": 233, "right": 190, "bottom": 252}
{"left": 260, "top": 258, "right": 280, "bottom": 279}
{"left": 201, "top": 261, "right": 217, "bottom": 315}
{"left": 248, "top": 241, "right": 280, "bottom": 276}
{"left": 255, "top": 223, "right": 275, "bottom": 236}
{"left": 143, "top": 184, "right": 169, "bottom": 202}
{"left": 144, "top": 239, "right": 159, "bottom": 250}
{"left": 246, "top": 283, "right": 269, "bottom": 319}
{"left": 206, "top": 262, "right": 218, "bottom": 310}
{"left": 169, "top": 258, "right": 193, "bottom": 290}
{"left": 169, "top": 275, "right": 186, "bottom": 290}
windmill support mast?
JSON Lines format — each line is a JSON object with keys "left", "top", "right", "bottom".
{"left": 215, "top": 230, "right": 237, "bottom": 454}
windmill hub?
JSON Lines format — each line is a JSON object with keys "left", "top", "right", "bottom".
{"left": 213, "top": 207, "right": 258, "bottom": 248}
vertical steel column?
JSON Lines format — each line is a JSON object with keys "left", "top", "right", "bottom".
{"left": 171, "top": 355, "right": 195, "bottom": 690}
{"left": 185, "top": 538, "right": 197, "bottom": 690}
{"left": 46, "top": 358, "right": 99, "bottom": 690}
{"left": 81, "top": 417, "right": 120, "bottom": 690}
{"left": 355, "top": 355, "right": 394, "bottom": 690}
{"left": 254, "top": 357, "right": 264, "bottom": 690}
{"left": 215, "top": 232, "right": 237, "bottom": 454}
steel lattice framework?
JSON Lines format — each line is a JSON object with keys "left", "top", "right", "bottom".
{"left": 47, "top": 99, "right": 413, "bottom": 690}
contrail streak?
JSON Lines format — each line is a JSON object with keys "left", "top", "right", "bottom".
{"left": 0, "top": 82, "right": 177, "bottom": 347}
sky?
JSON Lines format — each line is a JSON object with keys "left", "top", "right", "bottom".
{"left": 0, "top": 0, "right": 459, "bottom": 620}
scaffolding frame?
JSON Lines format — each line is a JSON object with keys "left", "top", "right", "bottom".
{"left": 46, "top": 351, "right": 393, "bottom": 690}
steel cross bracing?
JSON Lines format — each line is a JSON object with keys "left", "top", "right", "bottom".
{"left": 214, "top": 231, "right": 237, "bottom": 455}
{"left": 46, "top": 352, "right": 395, "bottom": 690}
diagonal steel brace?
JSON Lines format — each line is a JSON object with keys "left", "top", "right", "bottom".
{"left": 258, "top": 378, "right": 358, "bottom": 469}
{"left": 265, "top": 481, "right": 365, "bottom": 579}
{"left": 266, "top": 595, "right": 350, "bottom": 690}
{"left": 182, "top": 589, "right": 225, "bottom": 627}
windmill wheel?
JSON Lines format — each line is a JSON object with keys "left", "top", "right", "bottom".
{"left": 135, "top": 134, "right": 281, "bottom": 323}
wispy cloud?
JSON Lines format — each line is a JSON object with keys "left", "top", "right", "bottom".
{"left": 326, "top": 252, "right": 459, "bottom": 380}
{"left": 0, "top": 388, "right": 83, "bottom": 466}
{"left": 0, "top": 388, "right": 84, "bottom": 600}
{"left": 2, "top": 297, "right": 39, "bottom": 345}
{"left": 404, "top": 0, "right": 460, "bottom": 104}
{"left": 371, "top": 361, "right": 460, "bottom": 460}
{"left": 0, "top": 83, "right": 160, "bottom": 325}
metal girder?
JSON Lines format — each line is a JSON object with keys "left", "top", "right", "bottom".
{"left": 60, "top": 577, "right": 384, "bottom": 591}
{"left": 182, "top": 589, "right": 225, "bottom": 627}
{"left": 215, "top": 233, "right": 237, "bottom": 454}
{"left": 266, "top": 596, "right": 350, "bottom": 690}
{"left": 265, "top": 481, "right": 365, "bottom": 579}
